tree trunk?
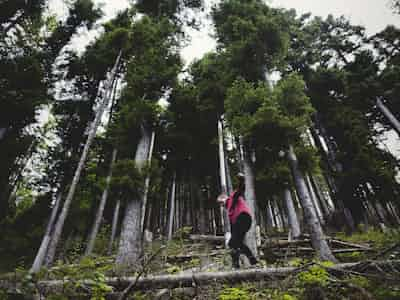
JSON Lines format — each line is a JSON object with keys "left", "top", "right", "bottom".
{"left": 283, "top": 189, "right": 301, "bottom": 239}
{"left": 44, "top": 52, "right": 122, "bottom": 266}
{"left": 310, "top": 175, "right": 331, "bottom": 217}
{"left": 377, "top": 98, "right": 400, "bottom": 135}
{"left": 288, "top": 145, "right": 337, "bottom": 262}
{"left": 141, "top": 131, "right": 156, "bottom": 232}
{"left": 116, "top": 124, "right": 151, "bottom": 270}
{"left": 242, "top": 144, "right": 258, "bottom": 257}
{"left": 85, "top": 149, "right": 118, "bottom": 256}
{"left": 30, "top": 193, "right": 63, "bottom": 273}
{"left": 218, "top": 119, "right": 231, "bottom": 243}
{"left": 266, "top": 200, "right": 275, "bottom": 230}
{"left": 167, "top": 173, "right": 177, "bottom": 240}
{"left": 108, "top": 199, "right": 121, "bottom": 255}
{"left": 0, "top": 128, "right": 6, "bottom": 141}
{"left": 305, "top": 174, "right": 325, "bottom": 225}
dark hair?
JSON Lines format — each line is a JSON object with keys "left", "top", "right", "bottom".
{"left": 231, "top": 176, "right": 245, "bottom": 210}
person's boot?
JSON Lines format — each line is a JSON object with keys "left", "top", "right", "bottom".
{"left": 241, "top": 246, "right": 258, "bottom": 265}
{"left": 230, "top": 249, "right": 240, "bottom": 269}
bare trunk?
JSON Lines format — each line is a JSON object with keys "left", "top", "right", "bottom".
{"left": 167, "top": 173, "right": 177, "bottom": 240}
{"left": 218, "top": 119, "right": 231, "bottom": 242}
{"left": 305, "top": 174, "right": 325, "bottom": 225}
{"left": 141, "top": 131, "right": 156, "bottom": 231}
{"left": 288, "top": 145, "right": 336, "bottom": 262}
{"left": 116, "top": 124, "right": 151, "bottom": 270}
{"left": 44, "top": 52, "right": 122, "bottom": 266}
{"left": 30, "top": 193, "right": 63, "bottom": 273}
{"left": 85, "top": 149, "right": 118, "bottom": 256}
{"left": 283, "top": 189, "right": 301, "bottom": 239}
{"left": 0, "top": 128, "right": 6, "bottom": 140}
{"left": 310, "top": 175, "right": 331, "bottom": 217}
{"left": 107, "top": 199, "right": 121, "bottom": 255}
{"left": 266, "top": 200, "right": 275, "bottom": 230}
{"left": 242, "top": 144, "right": 258, "bottom": 257}
{"left": 377, "top": 98, "right": 400, "bottom": 135}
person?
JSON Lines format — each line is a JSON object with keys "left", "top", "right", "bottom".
{"left": 217, "top": 173, "right": 258, "bottom": 269}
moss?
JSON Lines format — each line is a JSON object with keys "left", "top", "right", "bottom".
{"left": 297, "top": 265, "right": 329, "bottom": 287}
{"left": 218, "top": 287, "right": 251, "bottom": 300}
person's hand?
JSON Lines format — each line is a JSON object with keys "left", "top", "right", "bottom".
{"left": 217, "top": 193, "right": 228, "bottom": 205}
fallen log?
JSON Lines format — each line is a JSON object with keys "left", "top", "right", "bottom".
{"left": 269, "top": 247, "right": 373, "bottom": 254}
{"left": 166, "top": 250, "right": 225, "bottom": 262}
{"left": 18, "top": 260, "right": 396, "bottom": 295}
{"left": 329, "top": 239, "right": 372, "bottom": 250}
{"left": 189, "top": 235, "right": 225, "bottom": 243}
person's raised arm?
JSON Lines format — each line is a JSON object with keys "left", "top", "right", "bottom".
{"left": 217, "top": 194, "right": 228, "bottom": 206}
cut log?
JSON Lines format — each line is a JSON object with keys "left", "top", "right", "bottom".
{"left": 19, "top": 260, "right": 398, "bottom": 295}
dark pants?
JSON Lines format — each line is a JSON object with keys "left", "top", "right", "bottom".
{"left": 228, "top": 213, "right": 257, "bottom": 267}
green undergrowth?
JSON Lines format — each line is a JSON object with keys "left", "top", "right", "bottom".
{"left": 336, "top": 227, "right": 400, "bottom": 250}
{"left": 1, "top": 228, "right": 400, "bottom": 299}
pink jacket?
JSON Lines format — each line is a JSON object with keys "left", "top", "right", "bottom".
{"left": 225, "top": 191, "right": 251, "bottom": 224}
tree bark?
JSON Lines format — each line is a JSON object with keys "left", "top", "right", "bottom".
{"left": 85, "top": 149, "right": 118, "bottom": 256}
{"left": 305, "top": 174, "right": 325, "bottom": 225}
{"left": 141, "top": 131, "right": 156, "bottom": 232}
{"left": 116, "top": 124, "right": 151, "bottom": 270}
{"left": 310, "top": 174, "right": 331, "bottom": 217}
{"left": 377, "top": 98, "right": 400, "bottom": 135}
{"left": 44, "top": 52, "right": 122, "bottom": 266}
{"left": 218, "top": 119, "right": 231, "bottom": 242}
{"left": 0, "top": 128, "right": 6, "bottom": 141}
{"left": 167, "top": 173, "right": 177, "bottom": 240}
{"left": 283, "top": 189, "right": 301, "bottom": 239}
{"left": 108, "top": 199, "right": 121, "bottom": 255}
{"left": 242, "top": 143, "right": 258, "bottom": 257}
{"left": 30, "top": 193, "right": 63, "bottom": 273}
{"left": 288, "top": 145, "right": 337, "bottom": 262}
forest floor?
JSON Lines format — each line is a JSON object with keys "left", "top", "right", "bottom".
{"left": 1, "top": 227, "right": 400, "bottom": 299}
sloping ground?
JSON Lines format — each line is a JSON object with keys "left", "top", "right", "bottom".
{"left": 1, "top": 229, "right": 400, "bottom": 299}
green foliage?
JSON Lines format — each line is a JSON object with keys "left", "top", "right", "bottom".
{"left": 297, "top": 265, "right": 329, "bottom": 287}
{"left": 225, "top": 78, "right": 269, "bottom": 137}
{"left": 219, "top": 286, "right": 251, "bottom": 300}
{"left": 336, "top": 228, "right": 400, "bottom": 250}
{"left": 212, "top": 0, "right": 290, "bottom": 81}
{"left": 110, "top": 159, "right": 144, "bottom": 202}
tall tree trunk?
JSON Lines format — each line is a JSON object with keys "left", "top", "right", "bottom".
{"left": 44, "top": 52, "right": 122, "bottom": 266}
{"left": 85, "top": 149, "right": 118, "bottom": 256}
{"left": 116, "top": 124, "right": 151, "bottom": 270}
{"left": 0, "top": 128, "right": 6, "bottom": 141}
{"left": 107, "top": 199, "right": 121, "bottom": 255}
{"left": 167, "top": 173, "right": 177, "bottom": 240}
{"left": 288, "top": 145, "right": 337, "bottom": 262}
{"left": 305, "top": 174, "right": 325, "bottom": 225}
{"left": 266, "top": 200, "right": 275, "bottom": 230}
{"left": 30, "top": 193, "right": 63, "bottom": 273}
{"left": 218, "top": 119, "right": 231, "bottom": 243}
{"left": 141, "top": 131, "right": 156, "bottom": 231}
{"left": 377, "top": 98, "right": 400, "bottom": 135}
{"left": 283, "top": 189, "right": 301, "bottom": 239}
{"left": 242, "top": 143, "right": 258, "bottom": 257}
{"left": 197, "top": 181, "right": 207, "bottom": 234}
{"left": 310, "top": 175, "right": 331, "bottom": 217}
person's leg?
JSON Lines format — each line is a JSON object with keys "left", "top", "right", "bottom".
{"left": 236, "top": 214, "right": 258, "bottom": 265}
{"left": 228, "top": 222, "right": 241, "bottom": 269}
